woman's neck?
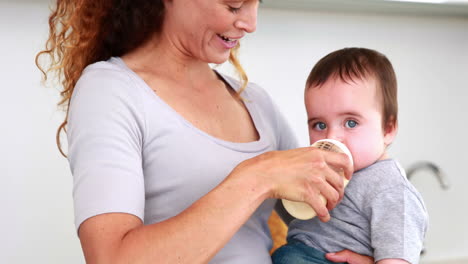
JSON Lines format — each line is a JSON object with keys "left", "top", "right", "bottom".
{"left": 122, "top": 33, "right": 217, "bottom": 90}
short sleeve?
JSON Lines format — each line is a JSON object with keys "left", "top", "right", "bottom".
{"left": 367, "top": 186, "right": 428, "bottom": 264}
{"left": 67, "top": 65, "right": 146, "bottom": 232}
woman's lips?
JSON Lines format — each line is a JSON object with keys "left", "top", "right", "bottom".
{"left": 217, "top": 34, "right": 239, "bottom": 49}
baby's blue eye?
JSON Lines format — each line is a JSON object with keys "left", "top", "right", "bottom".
{"left": 345, "top": 120, "right": 357, "bottom": 128}
{"left": 314, "top": 122, "right": 327, "bottom": 131}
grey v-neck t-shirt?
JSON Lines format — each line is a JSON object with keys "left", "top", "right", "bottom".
{"left": 67, "top": 57, "right": 298, "bottom": 263}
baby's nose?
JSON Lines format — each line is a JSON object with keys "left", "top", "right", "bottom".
{"left": 326, "top": 129, "right": 344, "bottom": 142}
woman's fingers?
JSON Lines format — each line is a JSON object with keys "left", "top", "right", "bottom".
{"left": 320, "top": 158, "right": 345, "bottom": 204}
{"left": 302, "top": 185, "right": 330, "bottom": 222}
{"left": 247, "top": 147, "right": 352, "bottom": 221}
{"left": 318, "top": 167, "right": 342, "bottom": 211}
{"left": 295, "top": 149, "right": 348, "bottom": 222}
{"left": 308, "top": 149, "right": 347, "bottom": 202}
{"left": 323, "top": 150, "right": 354, "bottom": 180}
{"left": 325, "top": 249, "right": 374, "bottom": 264}
{"left": 301, "top": 167, "right": 341, "bottom": 222}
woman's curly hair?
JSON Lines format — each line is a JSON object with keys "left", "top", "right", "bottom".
{"left": 36, "top": 0, "right": 249, "bottom": 156}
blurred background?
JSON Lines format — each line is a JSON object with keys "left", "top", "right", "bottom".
{"left": 1, "top": 0, "right": 467, "bottom": 263}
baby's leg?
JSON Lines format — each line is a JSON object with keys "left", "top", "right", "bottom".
{"left": 271, "top": 239, "right": 345, "bottom": 264}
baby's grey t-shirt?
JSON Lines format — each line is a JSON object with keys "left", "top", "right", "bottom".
{"left": 67, "top": 57, "right": 299, "bottom": 264}
{"left": 288, "top": 159, "right": 428, "bottom": 264}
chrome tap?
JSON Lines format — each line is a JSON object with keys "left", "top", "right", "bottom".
{"left": 406, "top": 161, "right": 450, "bottom": 190}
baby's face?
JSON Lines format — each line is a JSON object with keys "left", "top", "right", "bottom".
{"left": 305, "top": 76, "right": 396, "bottom": 172}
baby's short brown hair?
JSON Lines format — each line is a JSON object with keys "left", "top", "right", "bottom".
{"left": 306, "top": 47, "right": 398, "bottom": 129}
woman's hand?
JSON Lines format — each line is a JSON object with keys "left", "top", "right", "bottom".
{"left": 233, "top": 147, "right": 352, "bottom": 222}
{"left": 326, "top": 250, "right": 374, "bottom": 264}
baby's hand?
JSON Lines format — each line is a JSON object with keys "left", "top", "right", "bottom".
{"left": 326, "top": 250, "right": 373, "bottom": 264}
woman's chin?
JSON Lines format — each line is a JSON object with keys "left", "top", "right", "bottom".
{"left": 208, "top": 54, "right": 230, "bottom": 65}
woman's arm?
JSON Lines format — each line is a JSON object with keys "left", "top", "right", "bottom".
{"left": 79, "top": 147, "right": 352, "bottom": 264}
{"left": 79, "top": 166, "right": 269, "bottom": 264}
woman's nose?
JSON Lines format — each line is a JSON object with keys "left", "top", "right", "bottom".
{"left": 234, "top": 5, "right": 258, "bottom": 33}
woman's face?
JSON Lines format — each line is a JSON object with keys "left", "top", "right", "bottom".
{"left": 163, "top": 0, "right": 260, "bottom": 64}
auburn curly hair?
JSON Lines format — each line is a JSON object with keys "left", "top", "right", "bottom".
{"left": 36, "top": 0, "right": 249, "bottom": 156}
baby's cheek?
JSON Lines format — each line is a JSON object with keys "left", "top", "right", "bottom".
{"left": 353, "top": 151, "right": 378, "bottom": 172}
{"left": 348, "top": 140, "right": 381, "bottom": 172}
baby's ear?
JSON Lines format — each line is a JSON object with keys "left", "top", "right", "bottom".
{"left": 383, "top": 116, "right": 398, "bottom": 146}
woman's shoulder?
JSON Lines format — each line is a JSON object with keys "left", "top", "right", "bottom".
{"left": 74, "top": 57, "right": 148, "bottom": 100}
{"left": 216, "top": 71, "right": 298, "bottom": 149}
{"left": 71, "top": 57, "right": 150, "bottom": 120}
{"left": 216, "top": 71, "right": 274, "bottom": 107}
{"left": 79, "top": 57, "right": 133, "bottom": 84}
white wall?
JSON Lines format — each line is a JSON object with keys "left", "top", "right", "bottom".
{"left": 1, "top": 1, "right": 467, "bottom": 263}
{"left": 0, "top": 1, "right": 84, "bottom": 264}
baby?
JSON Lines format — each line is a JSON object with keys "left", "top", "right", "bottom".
{"left": 272, "top": 48, "right": 428, "bottom": 264}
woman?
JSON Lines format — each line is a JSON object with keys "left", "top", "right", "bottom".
{"left": 37, "top": 0, "right": 372, "bottom": 263}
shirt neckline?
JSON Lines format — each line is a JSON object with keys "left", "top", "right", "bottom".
{"left": 109, "top": 56, "right": 270, "bottom": 153}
